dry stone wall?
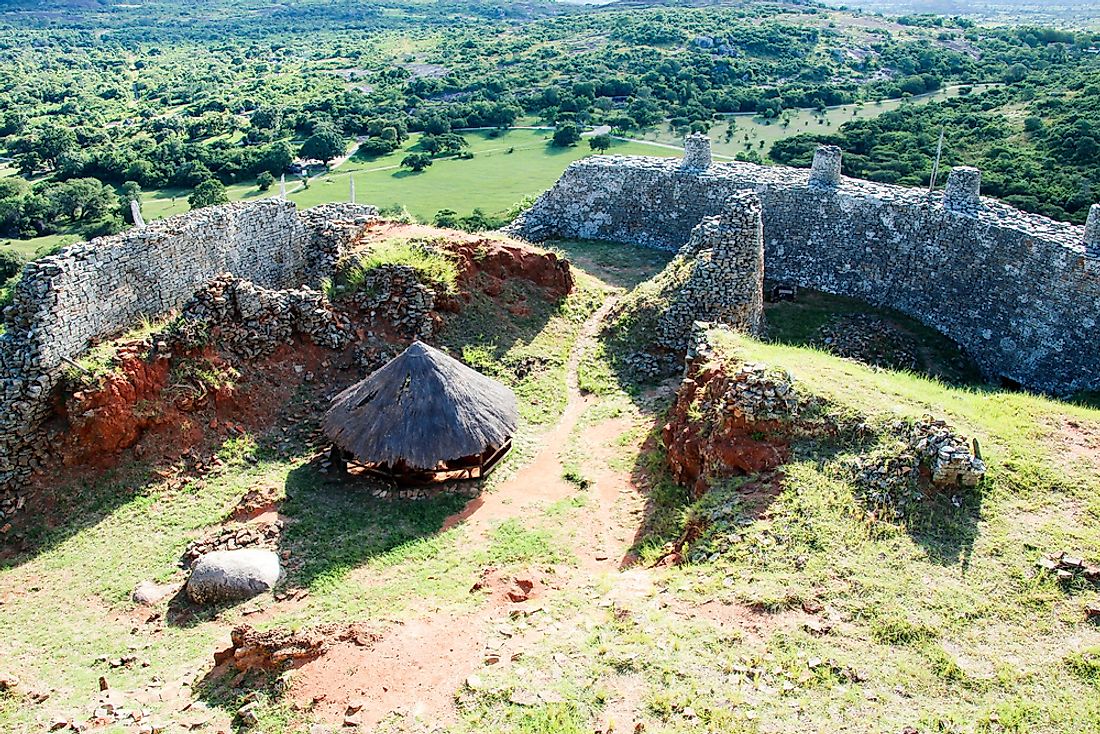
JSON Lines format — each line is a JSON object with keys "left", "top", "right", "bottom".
{"left": 0, "top": 199, "right": 376, "bottom": 487}
{"left": 509, "top": 140, "right": 1100, "bottom": 395}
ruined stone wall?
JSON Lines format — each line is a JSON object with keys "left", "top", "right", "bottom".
{"left": 0, "top": 199, "right": 376, "bottom": 486}
{"left": 509, "top": 147, "right": 1100, "bottom": 395}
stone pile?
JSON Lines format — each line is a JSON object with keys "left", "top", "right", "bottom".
{"left": 177, "top": 275, "right": 351, "bottom": 359}
{"left": 912, "top": 417, "right": 986, "bottom": 489}
{"left": 348, "top": 264, "right": 436, "bottom": 339}
{"left": 180, "top": 520, "right": 283, "bottom": 568}
{"left": 508, "top": 136, "right": 1099, "bottom": 395}
{"left": 720, "top": 362, "right": 799, "bottom": 424}
{"left": 812, "top": 314, "right": 920, "bottom": 372}
{"left": 842, "top": 416, "right": 985, "bottom": 518}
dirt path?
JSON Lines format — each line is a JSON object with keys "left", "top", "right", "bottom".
{"left": 440, "top": 293, "right": 621, "bottom": 539}
{"left": 289, "top": 291, "right": 656, "bottom": 730}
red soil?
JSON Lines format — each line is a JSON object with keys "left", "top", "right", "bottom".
{"left": 662, "top": 364, "right": 790, "bottom": 498}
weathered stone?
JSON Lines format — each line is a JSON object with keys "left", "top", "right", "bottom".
{"left": 186, "top": 549, "right": 283, "bottom": 605}
{"left": 131, "top": 580, "right": 177, "bottom": 606}
{"left": 507, "top": 139, "right": 1099, "bottom": 396}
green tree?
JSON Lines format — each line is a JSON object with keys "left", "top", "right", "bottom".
{"left": 188, "top": 179, "right": 229, "bottom": 210}
{"left": 552, "top": 123, "right": 581, "bottom": 147}
{"left": 300, "top": 129, "right": 345, "bottom": 165}
{"left": 588, "top": 134, "right": 612, "bottom": 152}
{"left": 256, "top": 171, "right": 276, "bottom": 191}
{"left": 401, "top": 153, "right": 433, "bottom": 172}
{"left": 0, "top": 249, "right": 25, "bottom": 281}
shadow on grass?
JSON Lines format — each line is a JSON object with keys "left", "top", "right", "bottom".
{"left": 0, "top": 459, "right": 186, "bottom": 570}
{"left": 276, "top": 463, "right": 470, "bottom": 590}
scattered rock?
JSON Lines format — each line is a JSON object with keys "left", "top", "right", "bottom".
{"left": 214, "top": 624, "right": 328, "bottom": 675}
{"left": 132, "top": 581, "right": 177, "bottom": 606}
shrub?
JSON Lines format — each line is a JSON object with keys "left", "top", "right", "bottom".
{"left": 0, "top": 248, "right": 25, "bottom": 281}
{"left": 347, "top": 238, "right": 459, "bottom": 293}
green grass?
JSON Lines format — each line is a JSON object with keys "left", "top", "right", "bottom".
{"left": 636, "top": 84, "right": 1002, "bottom": 162}
{"left": 287, "top": 129, "right": 675, "bottom": 221}
{"left": 344, "top": 237, "right": 461, "bottom": 294}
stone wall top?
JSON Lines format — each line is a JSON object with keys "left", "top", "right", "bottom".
{"left": 551, "top": 154, "right": 1089, "bottom": 256}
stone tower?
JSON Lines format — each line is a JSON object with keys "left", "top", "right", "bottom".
{"left": 680, "top": 133, "right": 713, "bottom": 171}
{"left": 944, "top": 166, "right": 982, "bottom": 215}
{"left": 1085, "top": 204, "right": 1100, "bottom": 258}
{"left": 661, "top": 189, "right": 765, "bottom": 338}
{"left": 808, "top": 145, "right": 843, "bottom": 187}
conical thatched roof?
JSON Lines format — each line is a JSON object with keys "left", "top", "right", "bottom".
{"left": 323, "top": 340, "right": 519, "bottom": 471}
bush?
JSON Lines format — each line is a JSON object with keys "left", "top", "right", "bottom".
{"left": 345, "top": 238, "right": 459, "bottom": 294}
{"left": 0, "top": 248, "right": 25, "bottom": 281}
{"left": 256, "top": 171, "right": 276, "bottom": 191}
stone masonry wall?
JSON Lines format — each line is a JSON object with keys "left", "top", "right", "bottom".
{"left": 0, "top": 199, "right": 376, "bottom": 486}
{"left": 508, "top": 143, "right": 1100, "bottom": 395}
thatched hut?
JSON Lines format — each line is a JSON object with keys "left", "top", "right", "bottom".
{"left": 323, "top": 340, "right": 519, "bottom": 481}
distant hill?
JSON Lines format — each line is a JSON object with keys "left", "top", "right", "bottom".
{"left": 826, "top": 0, "right": 1100, "bottom": 27}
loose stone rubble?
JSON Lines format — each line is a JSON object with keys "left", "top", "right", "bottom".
{"left": 180, "top": 520, "right": 284, "bottom": 568}
{"left": 1036, "top": 551, "right": 1100, "bottom": 584}
{"left": 344, "top": 264, "right": 436, "bottom": 340}
{"left": 841, "top": 416, "right": 986, "bottom": 518}
{"left": 811, "top": 314, "right": 920, "bottom": 373}
{"left": 508, "top": 136, "right": 1100, "bottom": 395}
{"left": 176, "top": 275, "right": 351, "bottom": 358}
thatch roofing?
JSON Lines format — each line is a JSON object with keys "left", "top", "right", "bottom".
{"left": 323, "top": 340, "right": 519, "bottom": 470}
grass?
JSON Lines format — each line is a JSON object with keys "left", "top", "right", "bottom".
{"left": 287, "top": 129, "right": 674, "bottom": 221}
{"left": 339, "top": 237, "right": 461, "bottom": 296}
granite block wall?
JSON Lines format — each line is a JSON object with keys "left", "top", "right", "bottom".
{"left": 508, "top": 141, "right": 1099, "bottom": 395}
{"left": 0, "top": 199, "right": 376, "bottom": 487}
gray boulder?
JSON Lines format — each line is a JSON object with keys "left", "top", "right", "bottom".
{"left": 186, "top": 549, "right": 283, "bottom": 605}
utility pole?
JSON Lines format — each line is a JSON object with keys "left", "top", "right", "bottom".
{"left": 929, "top": 126, "right": 945, "bottom": 195}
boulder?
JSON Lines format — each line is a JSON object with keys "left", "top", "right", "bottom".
{"left": 186, "top": 549, "right": 283, "bottom": 605}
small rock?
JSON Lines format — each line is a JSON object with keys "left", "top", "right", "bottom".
{"left": 132, "top": 581, "right": 176, "bottom": 606}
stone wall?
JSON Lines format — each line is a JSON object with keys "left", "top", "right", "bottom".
{"left": 0, "top": 199, "right": 376, "bottom": 487}
{"left": 508, "top": 141, "right": 1100, "bottom": 395}
{"left": 602, "top": 191, "right": 765, "bottom": 379}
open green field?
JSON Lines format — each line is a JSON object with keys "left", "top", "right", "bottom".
{"left": 286, "top": 129, "right": 674, "bottom": 220}
{"left": 634, "top": 84, "right": 1001, "bottom": 161}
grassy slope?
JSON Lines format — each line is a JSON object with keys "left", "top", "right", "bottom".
{"left": 0, "top": 259, "right": 609, "bottom": 733}
{"left": 3, "top": 238, "right": 1099, "bottom": 733}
